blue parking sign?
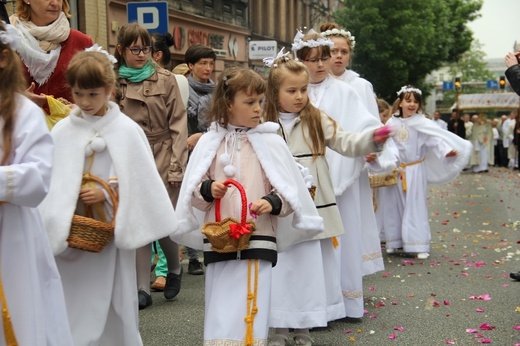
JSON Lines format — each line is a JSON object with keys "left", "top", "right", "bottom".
{"left": 127, "top": 2, "right": 169, "bottom": 34}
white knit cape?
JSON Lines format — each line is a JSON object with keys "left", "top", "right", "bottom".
{"left": 39, "top": 102, "right": 179, "bottom": 255}
{"left": 172, "top": 121, "right": 324, "bottom": 252}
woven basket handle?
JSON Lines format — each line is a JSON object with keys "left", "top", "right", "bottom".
{"left": 81, "top": 174, "right": 119, "bottom": 226}
{"left": 214, "top": 179, "right": 248, "bottom": 225}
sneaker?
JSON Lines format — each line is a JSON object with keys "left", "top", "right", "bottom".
{"left": 417, "top": 252, "right": 430, "bottom": 259}
{"left": 164, "top": 268, "right": 182, "bottom": 300}
{"left": 188, "top": 260, "right": 204, "bottom": 275}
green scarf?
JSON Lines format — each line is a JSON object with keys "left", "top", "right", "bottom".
{"left": 118, "top": 61, "right": 156, "bottom": 83}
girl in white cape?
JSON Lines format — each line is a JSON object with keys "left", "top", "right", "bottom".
{"left": 39, "top": 49, "right": 179, "bottom": 346}
{"left": 262, "top": 52, "right": 390, "bottom": 346}
{"left": 293, "top": 29, "right": 389, "bottom": 321}
{"left": 385, "top": 86, "right": 472, "bottom": 258}
{"left": 0, "top": 21, "right": 73, "bottom": 346}
{"left": 173, "top": 66, "right": 324, "bottom": 346}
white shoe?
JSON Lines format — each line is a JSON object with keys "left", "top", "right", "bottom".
{"left": 417, "top": 252, "right": 429, "bottom": 259}
{"left": 386, "top": 248, "right": 396, "bottom": 254}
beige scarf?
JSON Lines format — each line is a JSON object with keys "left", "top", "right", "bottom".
{"left": 9, "top": 12, "right": 70, "bottom": 85}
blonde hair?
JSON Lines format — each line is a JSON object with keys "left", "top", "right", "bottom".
{"left": 172, "top": 63, "right": 190, "bottom": 76}
{"left": 377, "top": 98, "right": 391, "bottom": 124}
{"left": 263, "top": 56, "right": 335, "bottom": 160}
{"left": 65, "top": 51, "right": 116, "bottom": 90}
{"left": 209, "top": 66, "right": 266, "bottom": 128}
{"left": 0, "top": 22, "right": 27, "bottom": 164}
{"left": 15, "top": 0, "right": 72, "bottom": 21}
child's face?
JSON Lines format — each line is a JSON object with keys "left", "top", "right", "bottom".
{"left": 278, "top": 72, "right": 308, "bottom": 114}
{"left": 301, "top": 47, "right": 330, "bottom": 84}
{"left": 71, "top": 85, "right": 111, "bottom": 116}
{"left": 121, "top": 38, "right": 151, "bottom": 69}
{"left": 227, "top": 90, "right": 264, "bottom": 128}
{"left": 399, "top": 94, "right": 420, "bottom": 118}
{"left": 329, "top": 36, "right": 351, "bottom": 76}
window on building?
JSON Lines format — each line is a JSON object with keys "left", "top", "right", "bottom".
{"left": 223, "top": 3, "right": 231, "bottom": 14}
{"left": 204, "top": 0, "right": 214, "bottom": 10}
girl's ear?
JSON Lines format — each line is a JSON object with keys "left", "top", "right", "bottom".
{"left": 153, "top": 50, "right": 163, "bottom": 63}
{"left": 116, "top": 44, "right": 123, "bottom": 56}
{"left": 0, "top": 49, "right": 10, "bottom": 69}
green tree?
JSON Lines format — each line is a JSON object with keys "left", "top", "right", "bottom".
{"left": 447, "top": 39, "right": 494, "bottom": 83}
{"left": 334, "top": 0, "right": 482, "bottom": 102}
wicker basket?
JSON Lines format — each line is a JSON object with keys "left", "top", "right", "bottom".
{"left": 201, "top": 179, "right": 256, "bottom": 253}
{"left": 369, "top": 168, "right": 399, "bottom": 188}
{"left": 68, "top": 175, "right": 118, "bottom": 253}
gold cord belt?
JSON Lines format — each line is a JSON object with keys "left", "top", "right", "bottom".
{"left": 399, "top": 158, "right": 425, "bottom": 192}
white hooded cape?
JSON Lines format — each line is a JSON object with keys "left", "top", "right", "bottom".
{"left": 172, "top": 121, "right": 324, "bottom": 252}
{"left": 40, "top": 102, "right": 179, "bottom": 255}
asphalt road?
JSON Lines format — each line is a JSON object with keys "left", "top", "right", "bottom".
{"left": 139, "top": 166, "right": 520, "bottom": 345}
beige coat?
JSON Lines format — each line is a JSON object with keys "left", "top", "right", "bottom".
{"left": 280, "top": 113, "right": 379, "bottom": 239}
{"left": 118, "top": 68, "right": 188, "bottom": 200}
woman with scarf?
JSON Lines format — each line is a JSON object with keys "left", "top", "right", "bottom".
{"left": 115, "top": 23, "right": 188, "bottom": 310}
{"left": 9, "top": 0, "right": 92, "bottom": 108}
{"left": 185, "top": 44, "right": 216, "bottom": 151}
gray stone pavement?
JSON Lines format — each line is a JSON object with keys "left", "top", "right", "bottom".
{"left": 139, "top": 166, "right": 520, "bottom": 345}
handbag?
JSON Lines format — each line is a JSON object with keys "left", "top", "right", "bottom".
{"left": 369, "top": 168, "right": 399, "bottom": 188}
{"left": 68, "top": 174, "right": 118, "bottom": 253}
{"left": 201, "top": 179, "right": 256, "bottom": 253}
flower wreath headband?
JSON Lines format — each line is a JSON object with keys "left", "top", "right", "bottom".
{"left": 291, "top": 28, "right": 334, "bottom": 58}
{"left": 397, "top": 86, "right": 422, "bottom": 96}
{"left": 321, "top": 28, "right": 356, "bottom": 49}
{"left": 85, "top": 43, "right": 118, "bottom": 65}
{"left": 0, "top": 22, "right": 21, "bottom": 51}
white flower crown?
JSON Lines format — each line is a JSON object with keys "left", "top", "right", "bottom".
{"left": 291, "top": 28, "right": 334, "bottom": 54}
{"left": 0, "top": 22, "right": 20, "bottom": 51}
{"left": 321, "top": 28, "right": 356, "bottom": 49}
{"left": 86, "top": 44, "right": 118, "bottom": 65}
{"left": 397, "top": 86, "right": 422, "bottom": 96}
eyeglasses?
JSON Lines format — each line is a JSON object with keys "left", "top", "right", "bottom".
{"left": 126, "top": 46, "right": 151, "bottom": 55}
{"left": 303, "top": 56, "right": 331, "bottom": 64}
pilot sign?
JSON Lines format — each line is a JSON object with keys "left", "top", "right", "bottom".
{"left": 249, "top": 40, "right": 277, "bottom": 60}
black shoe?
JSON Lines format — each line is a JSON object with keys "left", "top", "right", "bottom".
{"left": 336, "top": 316, "right": 363, "bottom": 323}
{"left": 138, "top": 290, "right": 152, "bottom": 310}
{"left": 510, "top": 271, "right": 520, "bottom": 281}
{"left": 164, "top": 268, "right": 182, "bottom": 300}
{"left": 188, "top": 260, "right": 204, "bottom": 275}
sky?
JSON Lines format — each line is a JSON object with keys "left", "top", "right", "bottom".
{"left": 467, "top": 0, "right": 520, "bottom": 59}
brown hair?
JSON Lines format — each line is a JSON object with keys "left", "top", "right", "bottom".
{"left": 0, "top": 22, "right": 27, "bottom": 164}
{"left": 209, "top": 66, "right": 266, "bottom": 128}
{"left": 377, "top": 98, "right": 391, "bottom": 124}
{"left": 65, "top": 51, "right": 116, "bottom": 90}
{"left": 114, "top": 23, "right": 152, "bottom": 68}
{"left": 294, "top": 33, "right": 332, "bottom": 61}
{"left": 15, "top": 0, "right": 72, "bottom": 21}
{"left": 319, "top": 22, "right": 355, "bottom": 51}
{"left": 395, "top": 86, "right": 423, "bottom": 117}
{"left": 263, "top": 56, "right": 335, "bottom": 160}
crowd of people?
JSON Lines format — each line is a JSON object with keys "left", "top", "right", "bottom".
{"left": 0, "top": 0, "right": 518, "bottom": 345}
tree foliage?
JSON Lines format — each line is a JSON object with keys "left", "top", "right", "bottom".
{"left": 334, "top": 0, "right": 482, "bottom": 102}
{"left": 447, "top": 39, "right": 494, "bottom": 82}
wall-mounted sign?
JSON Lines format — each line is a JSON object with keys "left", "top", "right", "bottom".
{"left": 127, "top": 1, "right": 168, "bottom": 34}
{"left": 249, "top": 40, "right": 277, "bottom": 60}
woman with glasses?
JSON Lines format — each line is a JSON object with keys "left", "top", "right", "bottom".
{"left": 293, "top": 29, "right": 387, "bottom": 324}
{"left": 114, "top": 23, "right": 188, "bottom": 310}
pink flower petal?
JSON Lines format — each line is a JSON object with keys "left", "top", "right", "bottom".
{"left": 444, "top": 300, "right": 451, "bottom": 306}
{"left": 389, "top": 333, "right": 397, "bottom": 340}
{"left": 368, "top": 286, "right": 375, "bottom": 291}
{"left": 513, "top": 326, "right": 520, "bottom": 331}
{"left": 445, "top": 340, "right": 455, "bottom": 345}
{"left": 476, "top": 308, "right": 485, "bottom": 312}
{"left": 466, "top": 329, "right": 478, "bottom": 334}
{"left": 480, "top": 294, "right": 492, "bottom": 301}
{"left": 370, "top": 314, "right": 377, "bottom": 319}
{"left": 394, "top": 327, "right": 404, "bottom": 332}
{"left": 480, "top": 323, "right": 496, "bottom": 331}
{"left": 478, "top": 339, "right": 492, "bottom": 344}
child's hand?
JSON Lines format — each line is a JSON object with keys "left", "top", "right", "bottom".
{"left": 79, "top": 187, "right": 107, "bottom": 205}
{"left": 445, "top": 150, "right": 458, "bottom": 157}
{"left": 373, "top": 125, "right": 392, "bottom": 145}
{"left": 365, "top": 152, "right": 377, "bottom": 162}
{"left": 211, "top": 181, "right": 228, "bottom": 199}
{"left": 249, "top": 199, "right": 272, "bottom": 216}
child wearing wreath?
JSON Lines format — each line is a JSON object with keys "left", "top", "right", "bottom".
{"left": 384, "top": 86, "right": 472, "bottom": 259}
{"left": 39, "top": 47, "right": 179, "bottom": 345}
{"left": 173, "top": 66, "right": 324, "bottom": 346}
